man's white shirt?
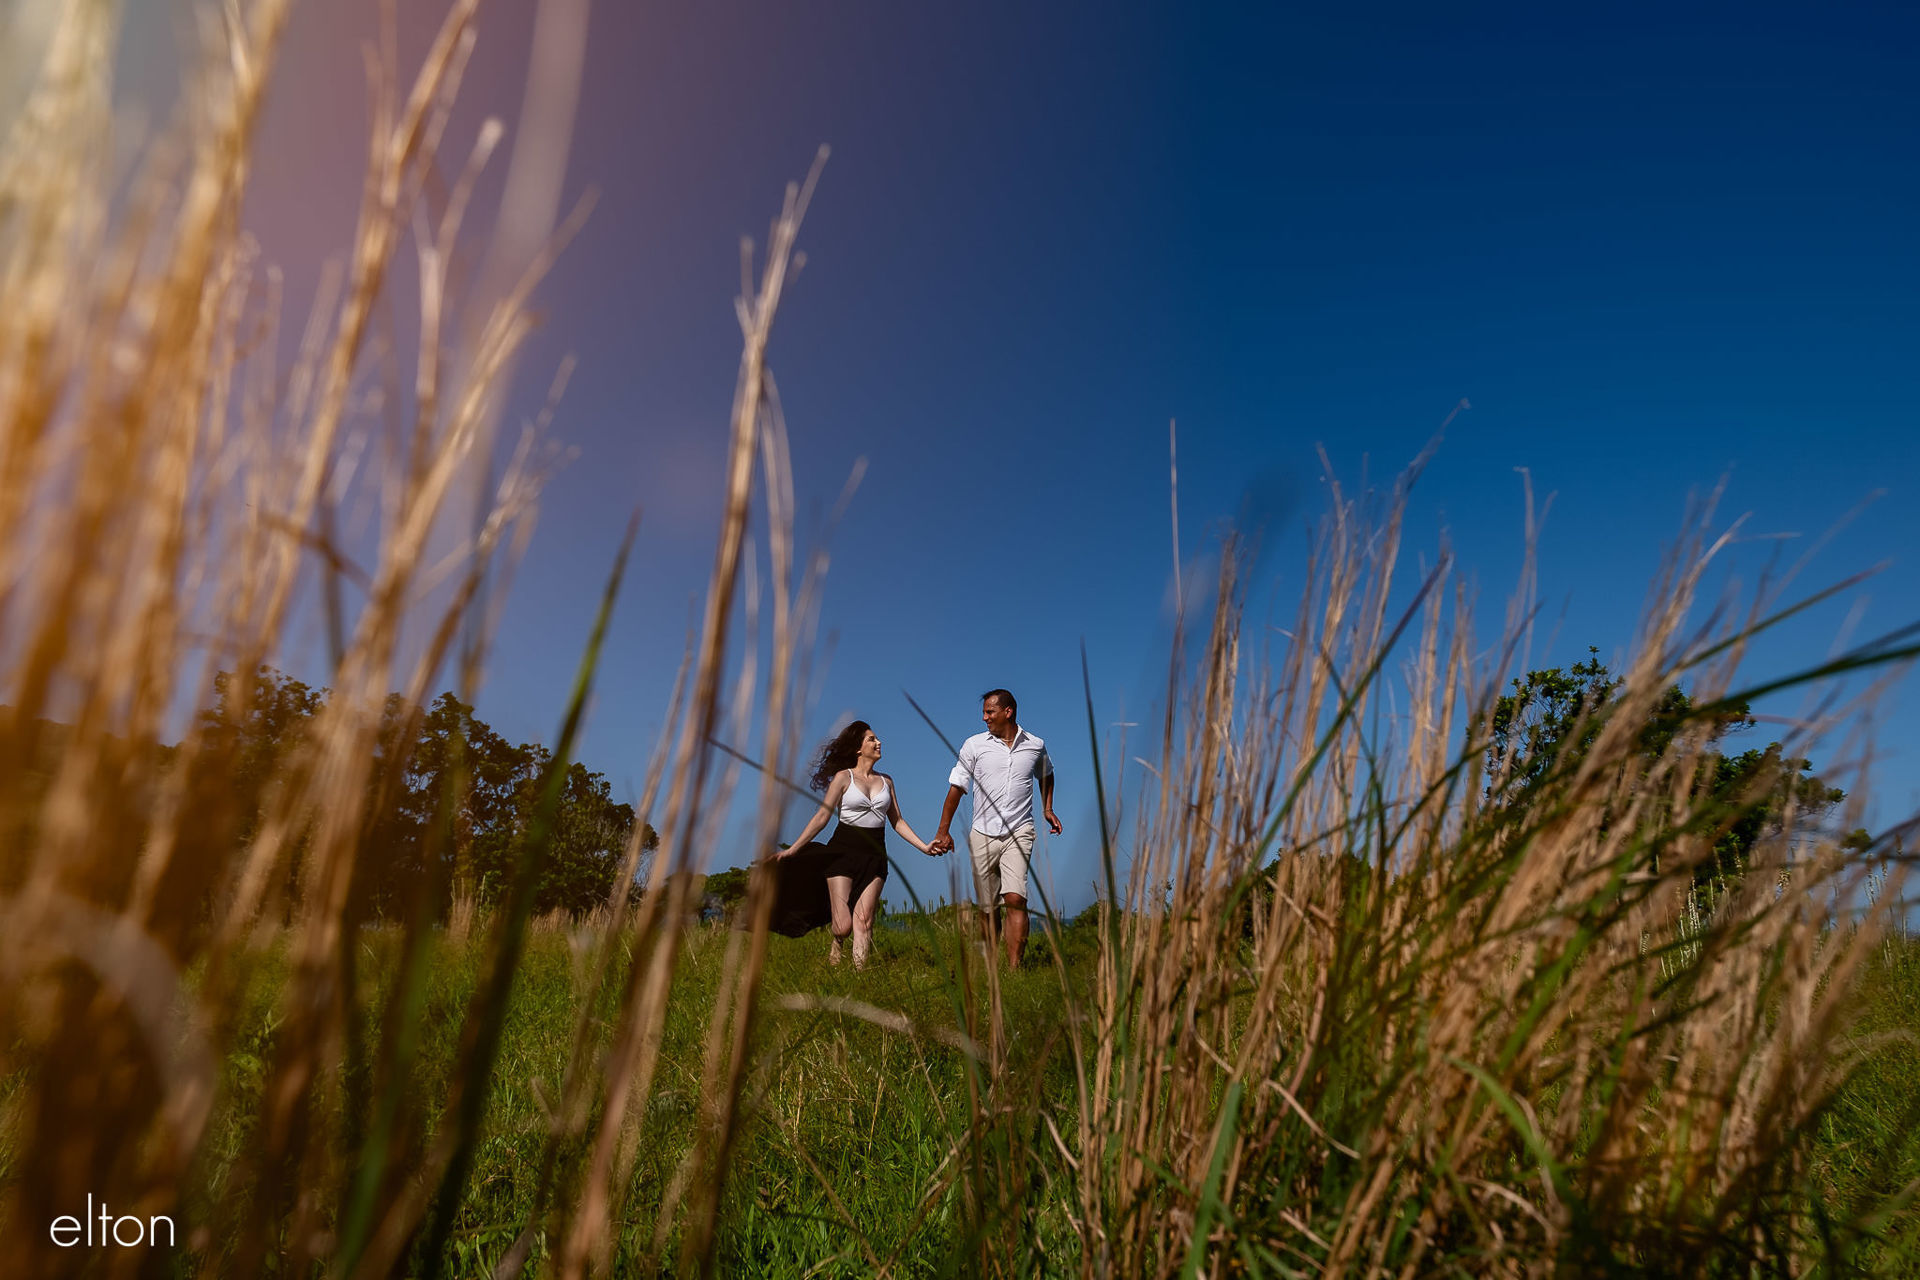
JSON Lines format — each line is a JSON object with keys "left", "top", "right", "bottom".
{"left": 949, "top": 727, "right": 1053, "bottom": 836}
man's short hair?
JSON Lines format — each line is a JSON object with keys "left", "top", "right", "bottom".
{"left": 981, "top": 688, "right": 1017, "bottom": 718}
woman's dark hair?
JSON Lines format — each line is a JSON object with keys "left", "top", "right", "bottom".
{"left": 809, "top": 720, "right": 871, "bottom": 792}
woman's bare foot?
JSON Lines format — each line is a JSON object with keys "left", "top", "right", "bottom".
{"left": 828, "top": 935, "right": 843, "bottom": 965}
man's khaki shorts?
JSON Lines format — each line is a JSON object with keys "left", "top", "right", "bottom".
{"left": 967, "top": 825, "right": 1036, "bottom": 904}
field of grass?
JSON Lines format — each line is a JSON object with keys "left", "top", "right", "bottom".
{"left": 1808, "top": 936, "right": 1920, "bottom": 1245}
{"left": 104, "top": 913, "right": 1093, "bottom": 1276}
{"left": 20, "top": 904, "right": 1900, "bottom": 1276}
{"left": 0, "top": 914, "right": 963, "bottom": 1274}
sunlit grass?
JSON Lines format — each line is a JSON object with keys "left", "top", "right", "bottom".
{"left": 97, "top": 912, "right": 1920, "bottom": 1275}
{"left": 158, "top": 918, "right": 1087, "bottom": 1275}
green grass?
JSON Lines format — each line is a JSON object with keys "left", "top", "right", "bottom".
{"left": 156, "top": 915, "right": 1087, "bottom": 1277}
{"left": 97, "top": 911, "right": 1914, "bottom": 1277}
{"left": 1807, "top": 939, "right": 1920, "bottom": 1267}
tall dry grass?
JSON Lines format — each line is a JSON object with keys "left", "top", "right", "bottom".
{"left": 0, "top": 1, "right": 846, "bottom": 1274}
{"left": 2, "top": 2, "right": 1917, "bottom": 1278}
{"left": 1021, "top": 465, "right": 1919, "bottom": 1276}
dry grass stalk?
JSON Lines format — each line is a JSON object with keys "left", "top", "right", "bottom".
{"left": 0, "top": 2, "right": 582, "bottom": 1275}
{"left": 552, "top": 146, "right": 830, "bottom": 1280}
{"left": 1042, "top": 460, "right": 1910, "bottom": 1276}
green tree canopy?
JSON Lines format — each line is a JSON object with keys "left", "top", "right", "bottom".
{"left": 198, "top": 669, "right": 656, "bottom": 921}
{"left": 1488, "top": 649, "right": 1850, "bottom": 885}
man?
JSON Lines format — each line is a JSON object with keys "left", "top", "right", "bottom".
{"left": 929, "top": 689, "right": 1061, "bottom": 967}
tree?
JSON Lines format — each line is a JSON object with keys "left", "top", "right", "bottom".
{"left": 383, "top": 692, "right": 540, "bottom": 916}
{"left": 404, "top": 702, "right": 645, "bottom": 919}
{"left": 524, "top": 760, "right": 638, "bottom": 917}
{"left": 1487, "top": 650, "right": 1621, "bottom": 797}
{"left": 191, "top": 666, "right": 329, "bottom": 921}
{"left": 1487, "top": 649, "right": 1847, "bottom": 885}
{"left": 197, "top": 665, "right": 327, "bottom": 837}
{"left": 194, "top": 669, "right": 658, "bottom": 922}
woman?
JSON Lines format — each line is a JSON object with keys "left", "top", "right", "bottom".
{"left": 776, "top": 720, "right": 934, "bottom": 968}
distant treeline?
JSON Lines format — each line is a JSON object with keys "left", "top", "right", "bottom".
{"left": 198, "top": 666, "right": 657, "bottom": 922}
{"left": 1, "top": 667, "right": 655, "bottom": 925}
{"left": 1, "top": 648, "right": 1858, "bottom": 933}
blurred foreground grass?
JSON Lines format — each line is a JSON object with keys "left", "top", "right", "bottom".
{"left": 8, "top": 911, "right": 1914, "bottom": 1277}
{"left": 0, "top": 914, "right": 1093, "bottom": 1276}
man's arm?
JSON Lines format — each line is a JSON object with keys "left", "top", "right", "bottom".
{"left": 931, "top": 784, "right": 966, "bottom": 854}
{"left": 1040, "top": 764, "right": 1061, "bottom": 835}
{"left": 932, "top": 741, "right": 975, "bottom": 855}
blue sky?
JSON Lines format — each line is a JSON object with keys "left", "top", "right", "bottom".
{"left": 201, "top": 0, "right": 1920, "bottom": 910}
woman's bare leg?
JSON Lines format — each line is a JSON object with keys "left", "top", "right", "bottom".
{"left": 826, "top": 875, "right": 854, "bottom": 965}
{"left": 850, "top": 877, "right": 884, "bottom": 970}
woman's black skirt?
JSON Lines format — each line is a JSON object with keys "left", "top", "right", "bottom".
{"left": 768, "top": 822, "right": 888, "bottom": 937}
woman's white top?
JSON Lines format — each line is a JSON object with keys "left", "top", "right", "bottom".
{"left": 838, "top": 773, "right": 890, "bottom": 829}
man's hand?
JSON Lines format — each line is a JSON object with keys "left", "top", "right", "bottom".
{"left": 1044, "top": 809, "right": 1062, "bottom": 835}
{"left": 929, "top": 831, "right": 954, "bottom": 856}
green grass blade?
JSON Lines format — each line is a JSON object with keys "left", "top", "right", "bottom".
{"left": 417, "top": 511, "right": 639, "bottom": 1279}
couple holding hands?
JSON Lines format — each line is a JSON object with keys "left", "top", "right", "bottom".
{"left": 772, "top": 689, "right": 1061, "bottom": 969}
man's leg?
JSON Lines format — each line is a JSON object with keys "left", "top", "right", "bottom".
{"left": 966, "top": 829, "right": 1001, "bottom": 959}
{"left": 1001, "top": 892, "right": 1028, "bottom": 968}
{"left": 999, "top": 827, "right": 1037, "bottom": 967}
